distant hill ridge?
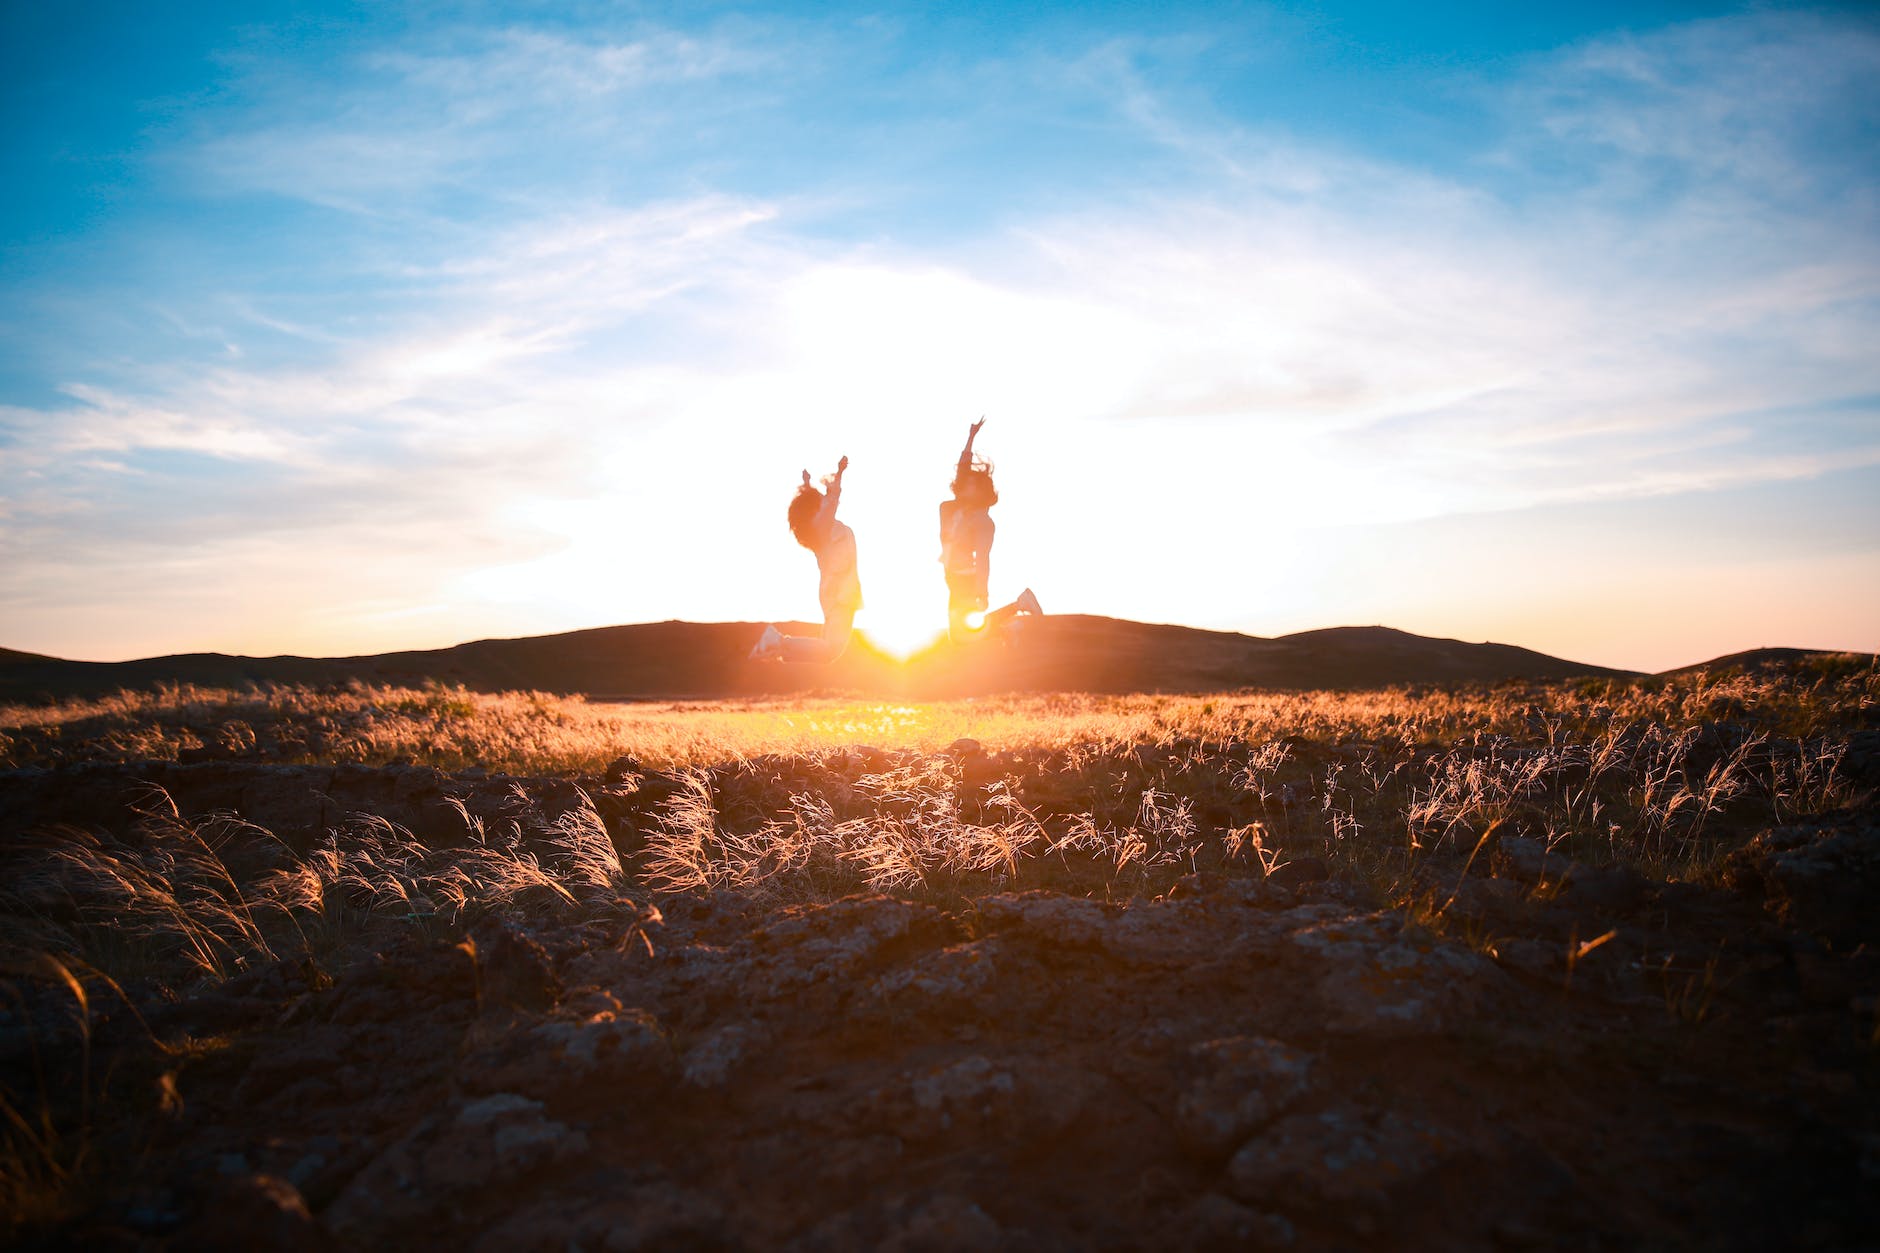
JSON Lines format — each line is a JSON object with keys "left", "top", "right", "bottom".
{"left": 0, "top": 616, "right": 1849, "bottom": 703}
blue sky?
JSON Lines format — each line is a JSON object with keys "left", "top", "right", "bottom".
{"left": 2, "top": 1, "right": 1877, "bottom": 670}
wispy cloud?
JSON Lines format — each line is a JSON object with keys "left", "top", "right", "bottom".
{"left": 190, "top": 23, "right": 781, "bottom": 213}
{"left": 1, "top": 7, "right": 1875, "bottom": 664}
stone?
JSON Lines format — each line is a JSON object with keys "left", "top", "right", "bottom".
{"left": 880, "top": 1194, "right": 1005, "bottom": 1252}
{"left": 1494, "top": 836, "right": 1574, "bottom": 883}
{"left": 1555, "top": 864, "right": 1655, "bottom": 914}
{"left": 1264, "top": 855, "right": 1329, "bottom": 888}
{"left": 184, "top": 1172, "right": 320, "bottom": 1253}
{"left": 1227, "top": 1107, "right": 1456, "bottom": 1219}
{"left": 1291, "top": 913, "right": 1507, "bottom": 1035}
{"left": 239, "top": 767, "right": 335, "bottom": 845}
{"left": 682, "top": 1022, "right": 767, "bottom": 1089}
{"left": 1752, "top": 822, "right": 1880, "bottom": 946}
{"left": 870, "top": 940, "right": 999, "bottom": 1011}
{"left": 466, "top": 916, "right": 561, "bottom": 1012}
{"left": 1175, "top": 1037, "right": 1316, "bottom": 1159}
{"left": 977, "top": 892, "right": 1111, "bottom": 949}
{"left": 753, "top": 896, "right": 954, "bottom": 994}
{"left": 906, "top": 1056, "right": 1018, "bottom": 1138}
{"left": 461, "top": 1006, "right": 673, "bottom": 1102}
{"left": 1490, "top": 937, "right": 1561, "bottom": 978}
{"left": 324, "top": 1096, "right": 589, "bottom": 1240}
{"left": 1170, "top": 1194, "right": 1296, "bottom": 1251}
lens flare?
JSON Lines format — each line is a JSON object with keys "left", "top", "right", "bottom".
{"left": 964, "top": 610, "right": 987, "bottom": 630}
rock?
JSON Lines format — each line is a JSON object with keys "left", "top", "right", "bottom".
{"left": 1291, "top": 913, "right": 1508, "bottom": 1035}
{"left": 240, "top": 767, "right": 335, "bottom": 846}
{"left": 1098, "top": 898, "right": 1238, "bottom": 966}
{"left": 1490, "top": 937, "right": 1562, "bottom": 978}
{"left": 236, "top": 1023, "right": 352, "bottom": 1101}
{"left": 1843, "top": 730, "right": 1880, "bottom": 785}
{"left": 1203, "top": 877, "right": 1294, "bottom": 910}
{"left": 905, "top": 1056, "right": 1018, "bottom": 1139}
{"left": 1175, "top": 1037, "right": 1316, "bottom": 1159}
{"left": 1227, "top": 1107, "right": 1456, "bottom": 1221}
{"left": 466, "top": 916, "right": 561, "bottom": 1012}
{"left": 1168, "top": 1194, "right": 1296, "bottom": 1251}
{"left": 308, "top": 936, "right": 490, "bottom": 1029}
{"left": 461, "top": 1006, "right": 673, "bottom": 1103}
{"left": 1447, "top": 877, "right": 1525, "bottom": 916}
{"left": 870, "top": 940, "right": 999, "bottom": 1011}
{"left": 594, "top": 1184, "right": 728, "bottom": 1251}
{"left": 1263, "top": 855, "right": 1329, "bottom": 888}
{"left": 977, "top": 892, "right": 1110, "bottom": 949}
{"left": 880, "top": 1194, "right": 1005, "bottom": 1253}
{"left": 389, "top": 764, "right": 450, "bottom": 806}
{"left": 1555, "top": 864, "right": 1655, "bottom": 914}
{"left": 1727, "top": 821, "right": 1880, "bottom": 947}
{"left": 944, "top": 739, "right": 1004, "bottom": 787}
{"left": 324, "top": 1097, "right": 589, "bottom": 1240}
{"left": 183, "top": 1172, "right": 321, "bottom": 1253}
{"left": 427, "top": 1094, "right": 589, "bottom": 1189}
{"left": 459, "top": 1182, "right": 732, "bottom": 1253}
{"left": 871, "top": 1054, "right": 1094, "bottom": 1145}
{"left": 682, "top": 1022, "right": 768, "bottom": 1089}
{"left": 1494, "top": 836, "right": 1573, "bottom": 883}
{"left": 849, "top": 744, "right": 895, "bottom": 773}
{"left": 753, "top": 896, "right": 955, "bottom": 995}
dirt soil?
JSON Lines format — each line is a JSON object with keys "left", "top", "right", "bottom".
{"left": 2, "top": 759, "right": 1878, "bottom": 1252}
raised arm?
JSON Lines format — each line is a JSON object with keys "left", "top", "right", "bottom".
{"left": 819, "top": 455, "right": 849, "bottom": 521}
{"left": 956, "top": 418, "right": 985, "bottom": 476}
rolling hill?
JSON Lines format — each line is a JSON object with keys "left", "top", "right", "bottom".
{"left": 0, "top": 616, "right": 1644, "bottom": 703}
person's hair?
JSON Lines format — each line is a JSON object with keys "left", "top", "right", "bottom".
{"left": 951, "top": 457, "right": 998, "bottom": 507}
{"left": 787, "top": 484, "right": 826, "bottom": 549}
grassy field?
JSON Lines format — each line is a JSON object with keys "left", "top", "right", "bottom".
{"left": 3, "top": 652, "right": 1873, "bottom": 771}
{"left": 1, "top": 654, "right": 1873, "bottom": 990}
{"left": 0, "top": 656, "right": 1875, "bottom": 1244}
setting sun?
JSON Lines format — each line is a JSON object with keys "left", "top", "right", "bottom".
{"left": 853, "top": 560, "right": 951, "bottom": 659}
{"left": 858, "top": 615, "right": 947, "bottom": 660}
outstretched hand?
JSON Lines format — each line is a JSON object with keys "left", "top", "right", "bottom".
{"left": 801, "top": 469, "right": 812, "bottom": 486}
{"left": 837, "top": 455, "right": 849, "bottom": 474}
{"left": 970, "top": 417, "right": 986, "bottom": 438}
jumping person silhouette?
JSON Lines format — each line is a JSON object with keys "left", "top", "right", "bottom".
{"left": 939, "top": 419, "right": 1040, "bottom": 644}
{"left": 751, "top": 455, "right": 861, "bottom": 663}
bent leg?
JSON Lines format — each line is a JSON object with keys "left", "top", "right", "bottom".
{"left": 780, "top": 605, "right": 855, "bottom": 664}
{"left": 822, "top": 605, "right": 856, "bottom": 662}
{"left": 982, "top": 587, "right": 1042, "bottom": 637}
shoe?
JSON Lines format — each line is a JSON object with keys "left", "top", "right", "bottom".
{"left": 1015, "top": 588, "right": 1043, "bottom": 616}
{"left": 749, "top": 624, "right": 783, "bottom": 659}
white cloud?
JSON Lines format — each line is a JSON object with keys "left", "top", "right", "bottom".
{"left": 4, "top": 9, "right": 1877, "bottom": 664}
{"left": 190, "top": 23, "right": 775, "bottom": 211}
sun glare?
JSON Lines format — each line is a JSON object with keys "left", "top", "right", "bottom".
{"left": 860, "top": 610, "right": 946, "bottom": 660}
{"left": 963, "top": 610, "right": 986, "bottom": 631}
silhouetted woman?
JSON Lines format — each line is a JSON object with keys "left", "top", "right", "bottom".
{"left": 939, "top": 419, "right": 1040, "bottom": 643}
{"left": 751, "top": 455, "right": 861, "bottom": 663}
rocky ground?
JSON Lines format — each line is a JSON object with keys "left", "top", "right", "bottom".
{"left": 1, "top": 747, "right": 1877, "bottom": 1251}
